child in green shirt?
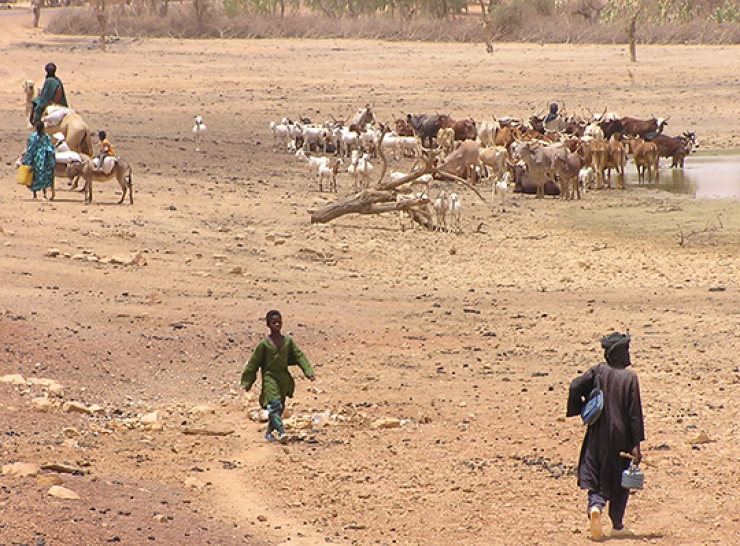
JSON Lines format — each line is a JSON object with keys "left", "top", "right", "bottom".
{"left": 241, "top": 310, "right": 316, "bottom": 443}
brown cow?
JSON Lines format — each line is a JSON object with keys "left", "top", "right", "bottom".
{"left": 553, "top": 152, "right": 583, "bottom": 200}
{"left": 620, "top": 116, "right": 669, "bottom": 138}
{"left": 394, "top": 118, "right": 415, "bottom": 137}
{"left": 647, "top": 132, "right": 695, "bottom": 168}
{"left": 626, "top": 139, "right": 659, "bottom": 184}
{"left": 438, "top": 115, "right": 478, "bottom": 141}
{"left": 437, "top": 140, "right": 481, "bottom": 184}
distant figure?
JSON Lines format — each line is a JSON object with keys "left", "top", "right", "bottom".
{"left": 31, "top": 62, "right": 67, "bottom": 125}
{"left": 94, "top": 130, "right": 115, "bottom": 173}
{"left": 32, "top": 0, "right": 42, "bottom": 28}
{"left": 22, "top": 121, "right": 56, "bottom": 200}
{"left": 543, "top": 102, "right": 565, "bottom": 132}
{"left": 567, "top": 332, "right": 645, "bottom": 540}
{"left": 193, "top": 115, "right": 206, "bottom": 151}
{"left": 240, "top": 310, "right": 316, "bottom": 444}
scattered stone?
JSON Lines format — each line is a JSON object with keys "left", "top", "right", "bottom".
{"left": 189, "top": 405, "right": 215, "bottom": 415}
{"left": 62, "top": 401, "right": 90, "bottom": 414}
{"left": 2, "top": 462, "right": 40, "bottom": 478}
{"left": 688, "top": 432, "right": 713, "bottom": 445}
{"left": 1, "top": 374, "right": 26, "bottom": 385}
{"left": 153, "top": 514, "right": 168, "bottom": 523}
{"left": 48, "top": 485, "right": 79, "bottom": 500}
{"left": 249, "top": 408, "right": 269, "bottom": 422}
{"left": 87, "top": 404, "right": 107, "bottom": 415}
{"left": 146, "top": 293, "right": 163, "bottom": 304}
{"left": 140, "top": 411, "right": 159, "bottom": 425}
{"left": 31, "top": 397, "right": 54, "bottom": 412}
{"left": 41, "top": 463, "right": 79, "bottom": 474}
{"left": 371, "top": 418, "right": 401, "bottom": 430}
{"left": 229, "top": 266, "right": 244, "bottom": 275}
{"left": 36, "top": 474, "right": 64, "bottom": 487}
{"left": 183, "top": 477, "right": 205, "bottom": 489}
{"left": 48, "top": 383, "right": 65, "bottom": 396}
{"left": 45, "top": 249, "right": 61, "bottom": 257}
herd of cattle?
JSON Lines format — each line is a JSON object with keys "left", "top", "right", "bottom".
{"left": 270, "top": 105, "right": 698, "bottom": 201}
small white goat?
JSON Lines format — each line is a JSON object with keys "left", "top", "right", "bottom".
{"left": 493, "top": 171, "right": 511, "bottom": 213}
{"left": 318, "top": 158, "right": 343, "bottom": 193}
{"left": 356, "top": 153, "right": 374, "bottom": 188}
{"left": 302, "top": 125, "right": 327, "bottom": 153}
{"left": 338, "top": 127, "right": 358, "bottom": 157}
{"left": 397, "top": 136, "right": 422, "bottom": 158}
{"left": 359, "top": 127, "right": 378, "bottom": 156}
{"left": 396, "top": 188, "right": 428, "bottom": 232}
{"left": 193, "top": 116, "right": 207, "bottom": 152}
{"left": 447, "top": 192, "right": 462, "bottom": 233}
{"left": 296, "top": 149, "right": 331, "bottom": 189}
{"left": 433, "top": 190, "right": 449, "bottom": 232}
{"left": 578, "top": 166, "right": 596, "bottom": 192}
{"left": 269, "top": 121, "right": 291, "bottom": 151}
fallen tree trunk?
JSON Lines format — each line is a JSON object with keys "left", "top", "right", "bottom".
{"left": 309, "top": 134, "right": 487, "bottom": 228}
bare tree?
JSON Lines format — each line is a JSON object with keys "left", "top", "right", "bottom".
{"left": 627, "top": 7, "right": 643, "bottom": 62}
{"left": 96, "top": 0, "right": 107, "bottom": 51}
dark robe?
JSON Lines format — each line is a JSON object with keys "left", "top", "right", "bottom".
{"left": 31, "top": 76, "right": 68, "bottom": 124}
{"left": 567, "top": 363, "right": 645, "bottom": 498}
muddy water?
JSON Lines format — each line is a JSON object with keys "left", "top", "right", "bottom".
{"left": 624, "top": 155, "right": 740, "bottom": 198}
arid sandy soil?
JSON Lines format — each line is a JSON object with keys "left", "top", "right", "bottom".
{"left": 1, "top": 7, "right": 740, "bottom": 546}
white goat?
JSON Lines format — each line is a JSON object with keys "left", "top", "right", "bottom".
{"left": 397, "top": 136, "right": 422, "bottom": 158}
{"left": 296, "top": 149, "right": 330, "bottom": 188}
{"left": 578, "top": 166, "right": 596, "bottom": 192}
{"left": 193, "top": 116, "right": 207, "bottom": 152}
{"left": 493, "top": 171, "right": 511, "bottom": 213}
{"left": 302, "top": 125, "right": 327, "bottom": 153}
{"left": 356, "top": 153, "right": 374, "bottom": 188}
{"left": 378, "top": 132, "right": 400, "bottom": 161}
{"left": 318, "top": 158, "right": 343, "bottom": 193}
{"left": 433, "top": 190, "right": 449, "bottom": 232}
{"left": 359, "top": 127, "right": 378, "bottom": 156}
{"left": 269, "top": 121, "right": 292, "bottom": 151}
{"left": 447, "top": 192, "right": 462, "bottom": 233}
{"left": 338, "top": 127, "right": 359, "bottom": 157}
{"left": 396, "top": 188, "right": 428, "bottom": 231}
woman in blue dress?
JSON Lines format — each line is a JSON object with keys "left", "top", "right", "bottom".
{"left": 23, "top": 121, "right": 56, "bottom": 200}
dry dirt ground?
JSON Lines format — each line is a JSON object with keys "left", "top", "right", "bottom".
{"left": 1, "top": 7, "right": 740, "bottom": 546}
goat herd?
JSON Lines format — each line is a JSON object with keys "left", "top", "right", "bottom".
{"left": 270, "top": 105, "right": 698, "bottom": 231}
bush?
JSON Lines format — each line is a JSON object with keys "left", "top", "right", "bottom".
{"left": 44, "top": 3, "right": 740, "bottom": 44}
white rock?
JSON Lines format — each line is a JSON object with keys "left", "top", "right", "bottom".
{"left": 1, "top": 374, "right": 26, "bottom": 385}
{"left": 140, "top": 411, "right": 159, "bottom": 425}
{"left": 31, "top": 397, "right": 54, "bottom": 412}
{"left": 62, "top": 401, "right": 90, "bottom": 414}
{"left": 2, "top": 462, "right": 40, "bottom": 477}
{"left": 48, "top": 486, "right": 80, "bottom": 500}
{"left": 183, "top": 477, "right": 205, "bottom": 489}
{"left": 87, "top": 404, "right": 107, "bottom": 415}
{"left": 371, "top": 418, "right": 402, "bottom": 430}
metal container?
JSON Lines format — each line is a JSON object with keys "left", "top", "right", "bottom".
{"left": 621, "top": 461, "right": 645, "bottom": 490}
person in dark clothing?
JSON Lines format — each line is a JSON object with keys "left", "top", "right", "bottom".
{"left": 544, "top": 103, "right": 559, "bottom": 124}
{"left": 567, "top": 332, "right": 645, "bottom": 540}
{"left": 30, "top": 63, "right": 68, "bottom": 125}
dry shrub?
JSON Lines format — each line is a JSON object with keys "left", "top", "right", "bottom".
{"left": 45, "top": 4, "right": 740, "bottom": 44}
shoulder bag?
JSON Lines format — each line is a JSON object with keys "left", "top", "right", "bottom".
{"left": 581, "top": 365, "right": 604, "bottom": 426}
